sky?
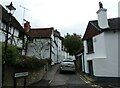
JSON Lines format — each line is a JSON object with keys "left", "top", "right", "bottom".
{"left": 0, "top": 0, "right": 120, "bottom": 37}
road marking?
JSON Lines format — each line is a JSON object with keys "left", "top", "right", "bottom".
{"left": 79, "top": 74, "right": 102, "bottom": 88}
{"left": 49, "top": 80, "right": 52, "bottom": 84}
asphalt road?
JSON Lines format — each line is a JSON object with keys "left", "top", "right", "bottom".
{"left": 49, "top": 69, "right": 92, "bottom": 88}
{"left": 28, "top": 64, "right": 93, "bottom": 88}
{"left": 28, "top": 64, "right": 120, "bottom": 88}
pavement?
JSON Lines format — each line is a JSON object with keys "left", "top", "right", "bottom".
{"left": 27, "top": 64, "right": 60, "bottom": 88}
{"left": 79, "top": 72, "right": 120, "bottom": 88}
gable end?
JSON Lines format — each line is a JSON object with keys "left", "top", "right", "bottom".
{"left": 82, "top": 22, "right": 102, "bottom": 40}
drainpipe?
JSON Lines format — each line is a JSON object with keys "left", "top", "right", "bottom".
{"left": 83, "top": 52, "right": 85, "bottom": 73}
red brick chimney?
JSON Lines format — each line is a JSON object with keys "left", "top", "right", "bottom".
{"left": 24, "top": 20, "right": 31, "bottom": 32}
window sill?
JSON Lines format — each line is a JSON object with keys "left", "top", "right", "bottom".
{"left": 86, "top": 52, "right": 94, "bottom": 55}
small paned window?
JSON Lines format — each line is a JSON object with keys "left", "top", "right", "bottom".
{"left": 86, "top": 38, "right": 94, "bottom": 54}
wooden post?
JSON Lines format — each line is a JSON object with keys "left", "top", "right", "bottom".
{"left": 24, "top": 77, "right": 27, "bottom": 88}
{"left": 14, "top": 72, "right": 28, "bottom": 88}
{"left": 13, "top": 78, "right": 16, "bottom": 88}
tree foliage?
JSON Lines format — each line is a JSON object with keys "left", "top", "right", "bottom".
{"left": 2, "top": 43, "right": 20, "bottom": 65}
{"left": 2, "top": 42, "right": 51, "bottom": 69}
{"left": 63, "top": 33, "right": 83, "bottom": 55}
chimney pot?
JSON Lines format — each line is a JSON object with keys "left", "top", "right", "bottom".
{"left": 24, "top": 21, "right": 31, "bottom": 32}
{"left": 96, "top": 2, "right": 109, "bottom": 29}
{"left": 99, "top": 2, "right": 103, "bottom": 9}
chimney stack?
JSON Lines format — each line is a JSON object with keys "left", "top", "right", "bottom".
{"left": 96, "top": 2, "right": 109, "bottom": 29}
{"left": 24, "top": 20, "right": 31, "bottom": 32}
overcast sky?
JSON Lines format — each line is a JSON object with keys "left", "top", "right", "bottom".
{"left": 0, "top": 0, "right": 120, "bottom": 37}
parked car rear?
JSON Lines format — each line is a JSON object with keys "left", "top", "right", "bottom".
{"left": 60, "top": 58, "right": 76, "bottom": 73}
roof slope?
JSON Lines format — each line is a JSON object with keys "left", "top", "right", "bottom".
{"left": 91, "top": 18, "right": 120, "bottom": 30}
{"left": 28, "top": 27, "right": 54, "bottom": 38}
{"left": 0, "top": 5, "right": 28, "bottom": 35}
{"left": 82, "top": 17, "right": 120, "bottom": 40}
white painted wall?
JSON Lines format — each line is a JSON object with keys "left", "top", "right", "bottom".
{"left": 1, "top": 33, "right": 5, "bottom": 42}
{"left": 0, "top": 21, "right": 24, "bottom": 49}
{"left": 26, "top": 32, "right": 63, "bottom": 65}
{"left": 118, "top": 31, "right": 120, "bottom": 77}
{"left": 0, "top": 22, "right": 6, "bottom": 42}
{"left": 52, "top": 39, "right": 57, "bottom": 64}
{"left": 14, "top": 29, "right": 19, "bottom": 37}
{"left": 26, "top": 39, "right": 50, "bottom": 59}
{"left": 84, "top": 31, "right": 119, "bottom": 77}
{"left": 102, "top": 31, "right": 118, "bottom": 77}
{"left": 93, "top": 33, "right": 106, "bottom": 58}
{"left": 83, "top": 41, "right": 89, "bottom": 73}
{"left": 57, "top": 38, "right": 62, "bottom": 62}
{"left": 53, "top": 36, "right": 63, "bottom": 63}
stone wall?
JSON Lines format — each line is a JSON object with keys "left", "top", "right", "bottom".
{"left": 3, "top": 63, "right": 50, "bottom": 87}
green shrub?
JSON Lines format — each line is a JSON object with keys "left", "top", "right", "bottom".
{"left": 2, "top": 42, "right": 50, "bottom": 69}
{"left": 2, "top": 43, "right": 20, "bottom": 65}
{"left": 16, "top": 55, "right": 50, "bottom": 69}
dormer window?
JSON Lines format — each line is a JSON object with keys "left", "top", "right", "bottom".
{"left": 86, "top": 38, "right": 94, "bottom": 54}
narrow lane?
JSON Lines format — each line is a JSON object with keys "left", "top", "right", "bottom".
{"left": 28, "top": 64, "right": 95, "bottom": 88}
{"left": 50, "top": 69, "right": 92, "bottom": 88}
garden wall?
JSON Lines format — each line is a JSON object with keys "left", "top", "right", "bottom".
{"left": 3, "top": 63, "right": 50, "bottom": 87}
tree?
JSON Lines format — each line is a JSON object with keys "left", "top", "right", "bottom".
{"left": 63, "top": 33, "right": 83, "bottom": 55}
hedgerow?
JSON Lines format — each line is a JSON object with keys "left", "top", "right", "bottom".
{"left": 2, "top": 43, "right": 51, "bottom": 69}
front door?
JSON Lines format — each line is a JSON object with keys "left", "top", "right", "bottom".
{"left": 88, "top": 60, "right": 93, "bottom": 76}
{"left": 79, "top": 56, "right": 82, "bottom": 71}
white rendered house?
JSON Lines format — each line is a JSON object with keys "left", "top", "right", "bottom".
{"left": 26, "top": 28, "right": 63, "bottom": 65}
{"left": 82, "top": 2, "right": 120, "bottom": 82}
{"left": 54, "top": 30, "right": 64, "bottom": 63}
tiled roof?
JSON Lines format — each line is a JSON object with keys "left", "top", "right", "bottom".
{"left": 0, "top": 5, "right": 28, "bottom": 35}
{"left": 82, "top": 17, "right": 120, "bottom": 40}
{"left": 91, "top": 18, "right": 120, "bottom": 30}
{"left": 28, "top": 27, "right": 54, "bottom": 38}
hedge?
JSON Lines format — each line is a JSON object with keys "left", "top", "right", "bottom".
{"left": 2, "top": 43, "right": 51, "bottom": 69}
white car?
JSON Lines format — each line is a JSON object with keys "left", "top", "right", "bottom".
{"left": 60, "top": 58, "right": 76, "bottom": 73}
